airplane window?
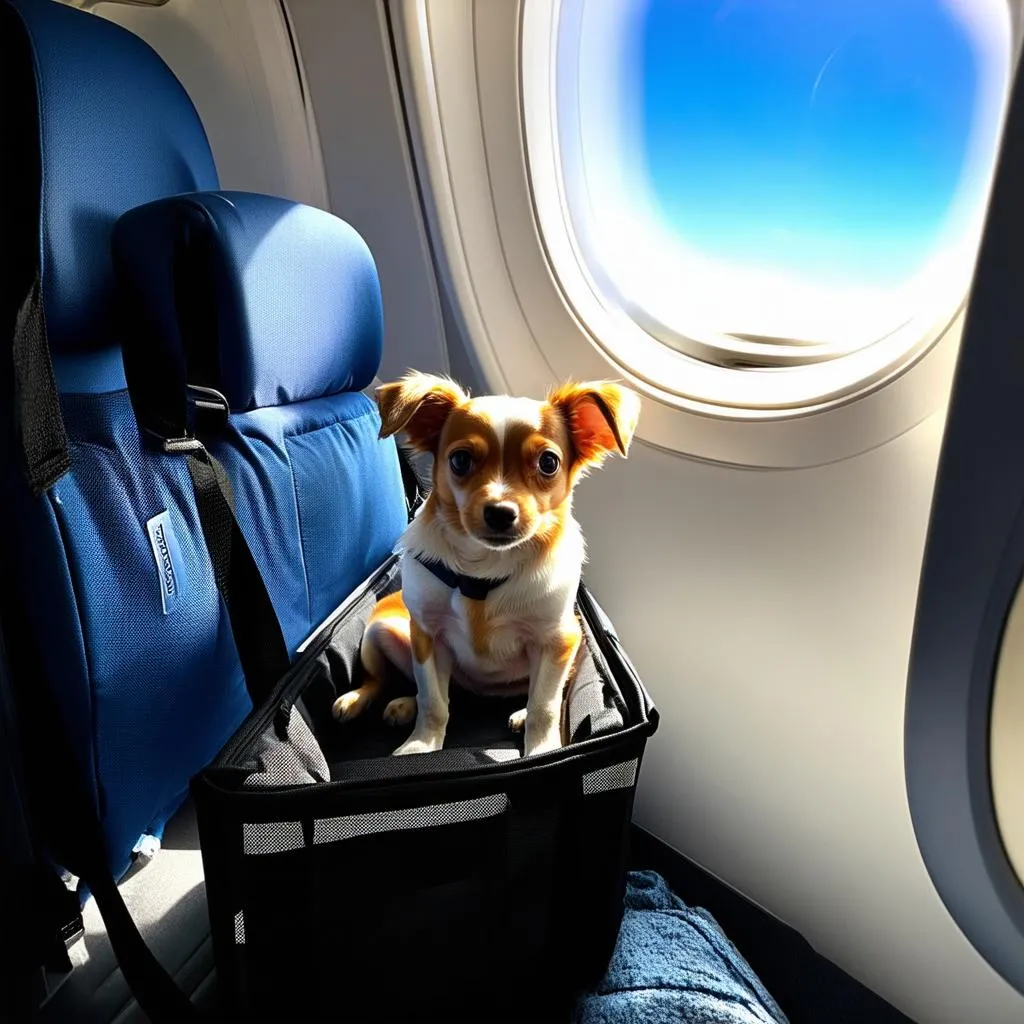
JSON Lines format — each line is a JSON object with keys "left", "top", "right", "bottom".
{"left": 524, "top": 0, "right": 1010, "bottom": 413}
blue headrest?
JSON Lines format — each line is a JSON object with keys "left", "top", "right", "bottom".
{"left": 11, "top": 0, "right": 217, "bottom": 357}
{"left": 112, "top": 191, "right": 383, "bottom": 413}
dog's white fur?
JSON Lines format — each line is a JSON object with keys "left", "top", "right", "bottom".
{"left": 394, "top": 482, "right": 586, "bottom": 756}
{"left": 332, "top": 374, "right": 640, "bottom": 757}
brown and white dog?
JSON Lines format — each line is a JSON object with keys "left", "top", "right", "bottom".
{"left": 331, "top": 372, "right": 640, "bottom": 757}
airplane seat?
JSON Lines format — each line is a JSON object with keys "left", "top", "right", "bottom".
{"left": 1, "top": 1, "right": 407, "bottom": 1015}
{"left": 110, "top": 189, "right": 409, "bottom": 653}
{"left": 0, "top": 0, "right": 254, "bottom": 887}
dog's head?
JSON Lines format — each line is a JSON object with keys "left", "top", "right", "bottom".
{"left": 376, "top": 372, "right": 641, "bottom": 551}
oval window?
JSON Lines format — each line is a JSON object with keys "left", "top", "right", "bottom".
{"left": 527, "top": 0, "right": 1011, "bottom": 412}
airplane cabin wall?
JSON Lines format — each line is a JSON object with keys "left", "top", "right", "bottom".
{"left": 95, "top": 0, "right": 448, "bottom": 384}
{"left": 85, "top": 1, "right": 1024, "bottom": 1021}
{"left": 572, "top": 412, "right": 1024, "bottom": 1024}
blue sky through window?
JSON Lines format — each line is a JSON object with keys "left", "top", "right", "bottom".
{"left": 636, "top": 0, "right": 980, "bottom": 290}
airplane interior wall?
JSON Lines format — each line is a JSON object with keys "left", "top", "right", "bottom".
{"left": 98, "top": 0, "right": 449, "bottom": 384}
{"left": 571, "top": 412, "right": 1024, "bottom": 1024}
{"left": 89, "top": 1, "right": 1024, "bottom": 1021}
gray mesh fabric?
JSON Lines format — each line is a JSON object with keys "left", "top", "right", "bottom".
{"left": 243, "top": 706, "right": 328, "bottom": 788}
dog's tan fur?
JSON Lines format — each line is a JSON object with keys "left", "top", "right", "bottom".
{"left": 332, "top": 373, "right": 640, "bottom": 756}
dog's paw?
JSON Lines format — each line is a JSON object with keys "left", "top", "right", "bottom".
{"left": 393, "top": 731, "right": 443, "bottom": 756}
{"left": 508, "top": 707, "right": 527, "bottom": 733}
{"left": 524, "top": 726, "right": 563, "bottom": 758}
{"left": 332, "top": 689, "right": 369, "bottom": 722}
{"left": 383, "top": 696, "right": 417, "bottom": 727}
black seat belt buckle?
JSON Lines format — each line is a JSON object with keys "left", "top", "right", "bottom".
{"left": 58, "top": 908, "right": 84, "bottom": 951}
{"left": 140, "top": 383, "right": 230, "bottom": 454}
{"left": 186, "top": 383, "right": 230, "bottom": 433}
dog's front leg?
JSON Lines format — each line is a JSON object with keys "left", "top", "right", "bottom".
{"left": 394, "top": 619, "right": 452, "bottom": 755}
{"left": 523, "top": 625, "right": 581, "bottom": 757}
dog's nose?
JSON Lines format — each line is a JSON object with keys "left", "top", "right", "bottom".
{"left": 483, "top": 502, "right": 519, "bottom": 533}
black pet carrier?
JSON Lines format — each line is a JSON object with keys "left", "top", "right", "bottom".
{"left": 112, "top": 178, "right": 657, "bottom": 1021}
{"left": 191, "top": 552, "right": 658, "bottom": 1022}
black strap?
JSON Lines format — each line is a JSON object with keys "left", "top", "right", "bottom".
{"left": 396, "top": 443, "right": 426, "bottom": 519}
{"left": 185, "top": 445, "right": 290, "bottom": 707}
{"left": 414, "top": 554, "right": 510, "bottom": 601}
{"left": 12, "top": 275, "right": 71, "bottom": 496}
{"left": 2, "top": 2, "right": 71, "bottom": 498}
{"left": 114, "top": 191, "right": 293, "bottom": 711}
{"left": 47, "top": 690, "right": 200, "bottom": 1022}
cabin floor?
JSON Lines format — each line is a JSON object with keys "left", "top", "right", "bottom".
{"left": 34, "top": 802, "right": 912, "bottom": 1023}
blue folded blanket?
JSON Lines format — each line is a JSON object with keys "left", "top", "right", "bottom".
{"left": 576, "top": 870, "right": 789, "bottom": 1024}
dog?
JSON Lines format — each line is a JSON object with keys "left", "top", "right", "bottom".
{"left": 331, "top": 372, "right": 640, "bottom": 757}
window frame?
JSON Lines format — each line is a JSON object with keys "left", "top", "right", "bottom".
{"left": 388, "top": 0, "right": 1010, "bottom": 468}
{"left": 527, "top": 0, "right": 1011, "bottom": 413}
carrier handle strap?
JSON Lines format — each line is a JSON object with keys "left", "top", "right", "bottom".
{"left": 87, "top": 856, "right": 201, "bottom": 1022}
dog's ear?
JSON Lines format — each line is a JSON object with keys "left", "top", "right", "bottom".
{"left": 548, "top": 380, "right": 641, "bottom": 467}
{"left": 376, "top": 372, "right": 469, "bottom": 451}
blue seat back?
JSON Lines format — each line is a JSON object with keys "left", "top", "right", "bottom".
{"left": 112, "top": 191, "right": 409, "bottom": 652}
{"left": 2, "top": 0, "right": 249, "bottom": 879}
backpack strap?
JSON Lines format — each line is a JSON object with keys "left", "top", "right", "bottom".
{"left": 0, "top": 574, "right": 203, "bottom": 1022}
{"left": 1, "top": 1, "right": 71, "bottom": 498}
{"left": 11, "top": 276, "right": 71, "bottom": 496}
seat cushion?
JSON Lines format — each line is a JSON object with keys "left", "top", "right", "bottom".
{"left": 113, "top": 190, "right": 409, "bottom": 652}
{"left": 210, "top": 391, "right": 408, "bottom": 652}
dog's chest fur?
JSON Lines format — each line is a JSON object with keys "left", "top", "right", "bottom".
{"left": 398, "top": 516, "right": 584, "bottom": 695}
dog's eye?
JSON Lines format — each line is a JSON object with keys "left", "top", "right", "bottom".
{"left": 448, "top": 449, "right": 473, "bottom": 477}
{"left": 538, "top": 450, "right": 560, "bottom": 477}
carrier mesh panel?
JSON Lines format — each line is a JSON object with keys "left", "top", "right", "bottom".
{"left": 583, "top": 758, "right": 638, "bottom": 795}
{"left": 241, "top": 820, "right": 304, "bottom": 855}
{"left": 244, "top": 705, "right": 328, "bottom": 787}
{"left": 311, "top": 792, "right": 508, "bottom": 844}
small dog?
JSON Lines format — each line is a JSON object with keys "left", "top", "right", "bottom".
{"left": 332, "top": 372, "right": 640, "bottom": 757}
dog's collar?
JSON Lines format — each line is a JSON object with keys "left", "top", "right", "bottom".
{"left": 414, "top": 554, "right": 510, "bottom": 601}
